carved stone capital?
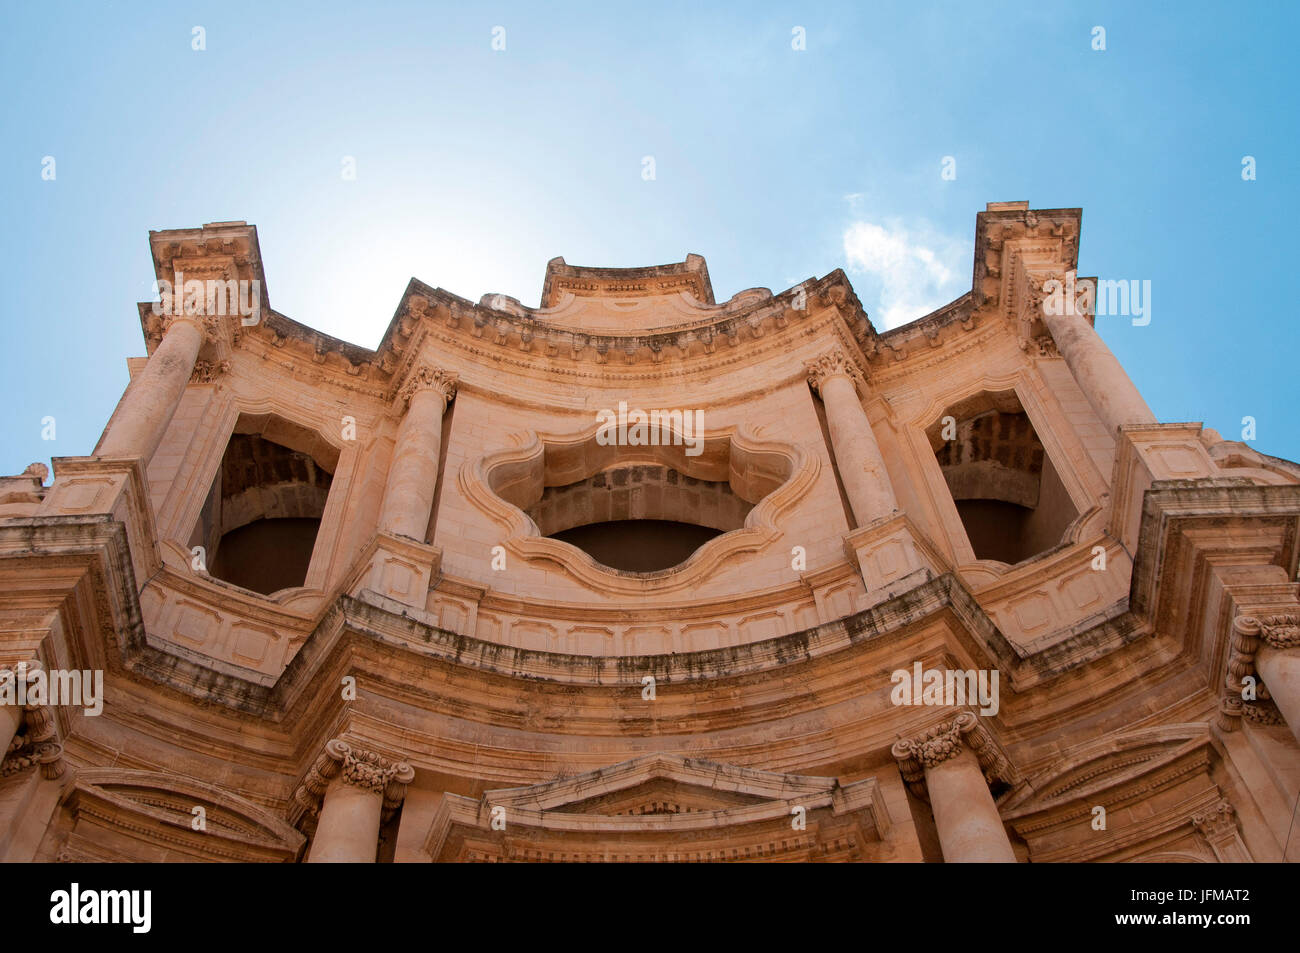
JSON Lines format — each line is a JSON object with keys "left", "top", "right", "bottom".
{"left": 190, "top": 359, "right": 230, "bottom": 384}
{"left": 804, "top": 347, "right": 864, "bottom": 396}
{"left": 1242, "top": 700, "right": 1284, "bottom": 726}
{"left": 161, "top": 311, "right": 220, "bottom": 343}
{"left": 329, "top": 738, "right": 415, "bottom": 795}
{"left": 396, "top": 363, "right": 458, "bottom": 412}
{"left": 1191, "top": 799, "right": 1238, "bottom": 843}
{"left": 1254, "top": 614, "right": 1300, "bottom": 650}
{"left": 892, "top": 711, "right": 978, "bottom": 770}
{"left": 0, "top": 663, "right": 67, "bottom": 780}
{"left": 1219, "top": 615, "right": 1264, "bottom": 731}
{"left": 0, "top": 739, "right": 65, "bottom": 780}
{"left": 891, "top": 712, "right": 1015, "bottom": 800}
{"left": 292, "top": 737, "right": 415, "bottom": 825}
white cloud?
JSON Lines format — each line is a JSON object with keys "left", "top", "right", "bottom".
{"left": 842, "top": 220, "right": 970, "bottom": 330}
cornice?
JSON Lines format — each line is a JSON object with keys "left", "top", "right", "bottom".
{"left": 129, "top": 205, "right": 1086, "bottom": 407}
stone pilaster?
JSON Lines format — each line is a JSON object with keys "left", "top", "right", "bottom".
{"left": 294, "top": 738, "right": 415, "bottom": 863}
{"left": 892, "top": 713, "right": 1016, "bottom": 863}
{"left": 1192, "top": 799, "right": 1252, "bottom": 863}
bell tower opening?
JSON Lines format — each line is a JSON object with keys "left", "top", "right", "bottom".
{"left": 189, "top": 414, "right": 339, "bottom": 595}
{"left": 928, "top": 391, "right": 1078, "bottom": 565}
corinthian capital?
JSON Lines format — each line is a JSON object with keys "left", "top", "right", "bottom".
{"left": 890, "top": 712, "right": 1014, "bottom": 799}
{"left": 892, "top": 711, "right": 979, "bottom": 770}
{"left": 397, "top": 363, "right": 458, "bottom": 411}
{"left": 804, "top": 347, "right": 865, "bottom": 396}
{"left": 162, "top": 311, "right": 221, "bottom": 343}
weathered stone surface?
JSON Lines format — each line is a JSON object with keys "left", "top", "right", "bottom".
{"left": 2, "top": 204, "right": 1297, "bottom": 863}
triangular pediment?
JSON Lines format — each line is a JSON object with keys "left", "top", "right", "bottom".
{"left": 425, "top": 754, "right": 890, "bottom": 862}
{"left": 482, "top": 753, "right": 838, "bottom": 816}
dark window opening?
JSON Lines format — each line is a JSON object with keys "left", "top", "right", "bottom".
{"left": 485, "top": 431, "right": 793, "bottom": 577}
{"left": 927, "top": 392, "right": 1078, "bottom": 565}
{"left": 528, "top": 463, "right": 749, "bottom": 573}
{"left": 550, "top": 519, "right": 724, "bottom": 573}
{"left": 190, "top": 414, "right": 338, "bottom": 596}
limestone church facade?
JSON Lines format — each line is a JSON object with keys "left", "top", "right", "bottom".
{"left": 1, "top": 201, "right": 1297, "bottom": 862}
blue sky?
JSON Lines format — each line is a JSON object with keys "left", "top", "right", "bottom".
{"left": 2, "top": 1, "right": 1297, "bottom": 475}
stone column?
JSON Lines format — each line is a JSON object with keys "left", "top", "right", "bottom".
{"left": 806, "top": 348, "right": 899, "bottom": 528}
{"left": 98, "top": 314, "right": 208, "bottom": 462}
{"left": 302, "top": 739, "right": 415, "bottom": 864}
{"left": 892, "top": 713, "right": 1016, "bottom": 863}
{"left": 1247, "top": 616, "right": 1300, "bottom": 747}
{"left": 1037, "top": 279, "right": 1156, "bottom": 436}
{"left": 378, "top": 364, "right": 457, "bottom": 542}
{"left": 0, "top": 665, "right": 22, "bottom": 760}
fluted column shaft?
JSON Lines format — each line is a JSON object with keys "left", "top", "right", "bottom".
{"left": 1039, "top": 300, "right": 1155, "bottom": 436}
{"left": 99, "top": 315, "right": 206, "bottom": 462}
{"left": 378, "top": 366, "right": 456, "bottom": 542}
{"left": 807, "top": 350, "right": 899, "bottom": 527}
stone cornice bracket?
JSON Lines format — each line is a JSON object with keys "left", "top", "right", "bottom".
{"left": 804, "top": 347, "right": 866, "bottom": 397}
{"left": 395, "top": 363, "right": 458, "bottom": 412}
{"left": 291, "top": 738, "right": 416, "bottom": 824}
{"left": 890, "top": 712, "right": 1015, "bottom": 800}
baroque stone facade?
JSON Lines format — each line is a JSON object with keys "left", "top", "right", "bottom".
{"left": 1, "top": 201, "right": 1297, "bottom": 862}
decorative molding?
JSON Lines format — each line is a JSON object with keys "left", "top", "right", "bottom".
{"left": 459, "top": 423, "right": 819, "bottom": 596}
{"left": 1219, "top": 613, "right": 1296, "bottom": 731}
{"left": 190, "top": 359, "right": 229, "bottom": 384}
{"left": 1255, "top": 614, "right": 1300, "bottom": 650}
